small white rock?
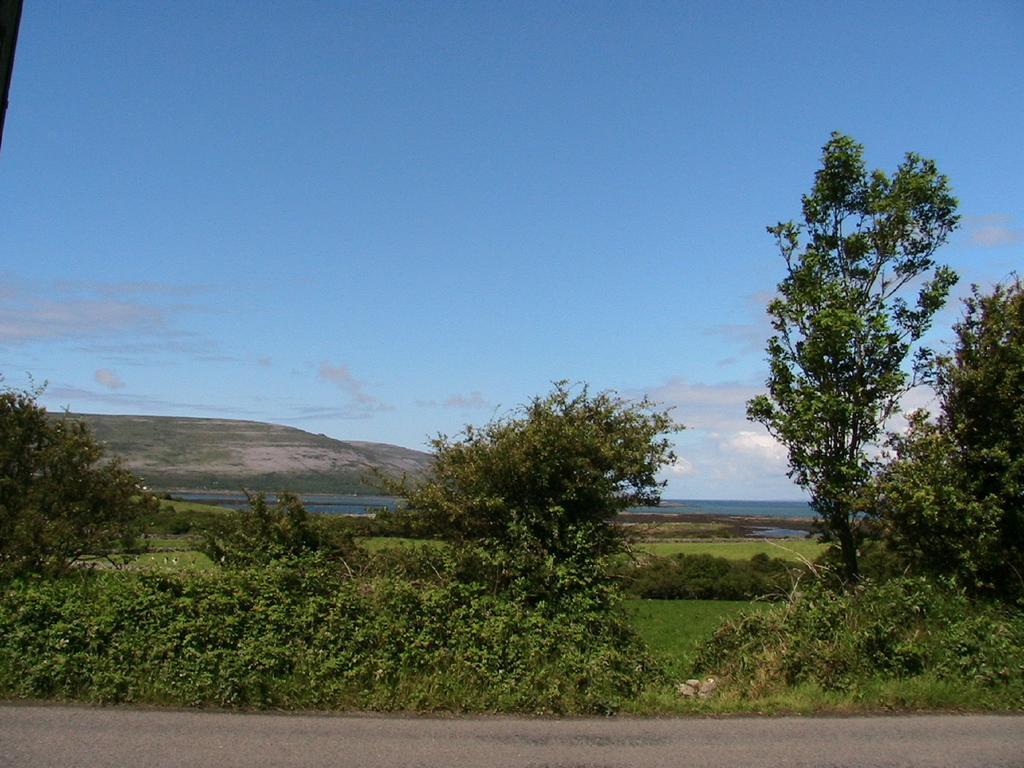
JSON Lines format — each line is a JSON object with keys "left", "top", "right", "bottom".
{"left": 698, "top": 677, "right": 718, "bottom": 698}
{"left": 676, "top": 681, "right": 699, "bottom": 697}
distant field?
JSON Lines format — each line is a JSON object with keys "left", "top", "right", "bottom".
{"left": 131, "top": 551, "right": 215, "bottom": 570}
{"left": 636, "top": 539, "right": 825, "bottom": 562}
{"left": 625, "top": 598, "right": 763, "bottom": 677}
{"left": 622, "top": 521, "right": 736, "bottom": 539}
{"left": 142, "top": 536, "right": 194, "bottom": 550}
{"left": 157, "top": 499, "right": 232, "bottom": 515}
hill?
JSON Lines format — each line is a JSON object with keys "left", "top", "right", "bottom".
{"left": 53, "top": 413, "right": 432, "bottom": 494}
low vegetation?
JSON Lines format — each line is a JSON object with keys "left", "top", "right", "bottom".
{"left": 0, "top": 382, "right": 673, "bottom": 712}
{"left": 619, "top": 552, "right": 803, "bottom": 601}
{"left": 0, "top": 564, "right": 651, "bottom": 713}
{"left": 692, "top": 577, "right": 1024, "bottom": 710}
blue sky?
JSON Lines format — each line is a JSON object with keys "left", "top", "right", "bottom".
{"left": 1, "top": 1, "right": 1021, "bottom": 499}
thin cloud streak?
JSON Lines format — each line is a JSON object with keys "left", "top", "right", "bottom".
{"left": 0, "top": 299, "right": 168, "bottom": 343}
{"left": 43, "top": 384, "right": 256, "bottom": 417}
{"left": 318, "top": 362, "right": 391, "bottom": 412}
{"left": 965, "top": 214, "right": 1023, "bottom": 248}
{"left": 417, "top": 391, "right": 491, "bottom": 409}
{"left": 646, "top": 376, "right": 763, "bottom": 432}
{"left": 0, "top": 277, "right": 213, "bottom": 357}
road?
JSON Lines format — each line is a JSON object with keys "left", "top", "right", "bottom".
{"left": 2, "top": 704, "right": 1022, "bottom": 767}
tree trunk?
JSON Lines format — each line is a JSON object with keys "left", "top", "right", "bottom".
{"left": 835, "top": 516, "right": 860, "bottom": 583}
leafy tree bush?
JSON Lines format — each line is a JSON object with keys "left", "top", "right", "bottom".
{"left": 696, "top": 577, "right": 1024, "bottom": 699}
{"left": 870, "top": 278, "right": 1024, "bottom": 597}
{"left": 0, "top": 383, "right": 156, "bottom": 577}
{"left": 747, "top": 132, "right": 959, "bottom": 582}
{"left": 397, "top": 382, "right": 679, "bottom": 599}
{"left": 202, "top": 491, "right": 358, "bottom": 568}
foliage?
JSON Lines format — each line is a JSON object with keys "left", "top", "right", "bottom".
{"left": 696, "top": 577, "right": 1024, "bottom": 700}
{"left": 0, "top": 383, "right": 157, "bottom": 577}
{"left": 0, "top": 564, "right": 655, "bottom": 713}
{"left": 140, "top": 499, "right": 231, "bottom": 536}
{"left": 747, "top": 132, "right": 959, "bottom": 581}
{"left": 201, "top": 492, "right": 358, "bottom": 568}
{"left": 870, "top": 278, "right": 1024, "bottom": 597}
{"left": 619, "top": 552, "right": 802, "bottom": 600}
{"left": 397, "top": 381, "right": 680, "bottom": 597}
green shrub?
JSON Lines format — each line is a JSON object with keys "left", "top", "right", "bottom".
{"left": 619, "top": 552, "right": 801, "bottom": 600}
{"left": 140, "top": 502, "right": 226, "bottom": 536}
{"left": 0, "top": 563, "right": 654, "bottom": 713}
{"left": 201, "top": 492, "right": 360, "bottom": 568}
{"left": 394, "top": 382, "right": 680, "bottom": 601}
{"left": 695, "top": 577, "right": 1024, "bottom": 698}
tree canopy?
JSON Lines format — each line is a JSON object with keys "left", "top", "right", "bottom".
{"left": 871, "top": 278, "right": 1024, "bottom": 597}
{"left": 399, "top": 382, "right": 679, "bottom": 592}
{"left": 747, "top": 132, "right": 959, "bottom": 581}
{"left": 0, "top": 383, "right": 155, "bottom": 577}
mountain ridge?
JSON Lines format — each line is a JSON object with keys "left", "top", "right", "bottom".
{"left": 52, "top": 413, "right": 432, "bottom": 494}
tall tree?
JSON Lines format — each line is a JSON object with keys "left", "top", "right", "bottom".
{"left": 747, "top": 133, "right": 959, "bottom": 581}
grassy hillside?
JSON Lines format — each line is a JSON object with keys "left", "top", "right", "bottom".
{"left": 52, "top": 413, "right": 432, "bottom": 494}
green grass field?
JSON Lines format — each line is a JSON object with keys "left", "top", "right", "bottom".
{"left": 156, "top": 498, "right": 232, "bottom": 515}
{"left": 624, "top": 598, "right": 761, "bottom": 677}
{"left": 636, "top": 539, "right": 825, "bottom": 562}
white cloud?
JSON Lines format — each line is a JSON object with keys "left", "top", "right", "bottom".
{"left": 667, "top": 457, "right": 695, "bottom": 476}
{"left": 646, "top": 376, "right": 761, "bottom": 432}
{"left": 318, "top": 362, "right": 390, "bottom": 411}
{"left": 725, "top": 430, "right": 788, "bottom": 463}
{"left": 443, "top": 391, "right": 488, "bottom": 409}
{"left": 965, "top": 214, "right": 1023, "bottom": 248}
{"left": 94, "top": 368, "right": 125, "bottom": 390}
{"left": 972, "top": 226, "right": 1022, "bottom": 248}
{"left": 639, "top": 375, "right": 803, "bottom": 499}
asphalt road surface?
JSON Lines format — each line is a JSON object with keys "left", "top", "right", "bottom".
{"left": 2, "top": 704, "right": 1022, "bottom": 768}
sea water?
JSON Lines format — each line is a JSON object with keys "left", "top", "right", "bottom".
{"left": 642, "top": 499, "right": 814, "bottom": 518}
{"left": 171, "top": 492, "right": 813, "bottom": 519}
